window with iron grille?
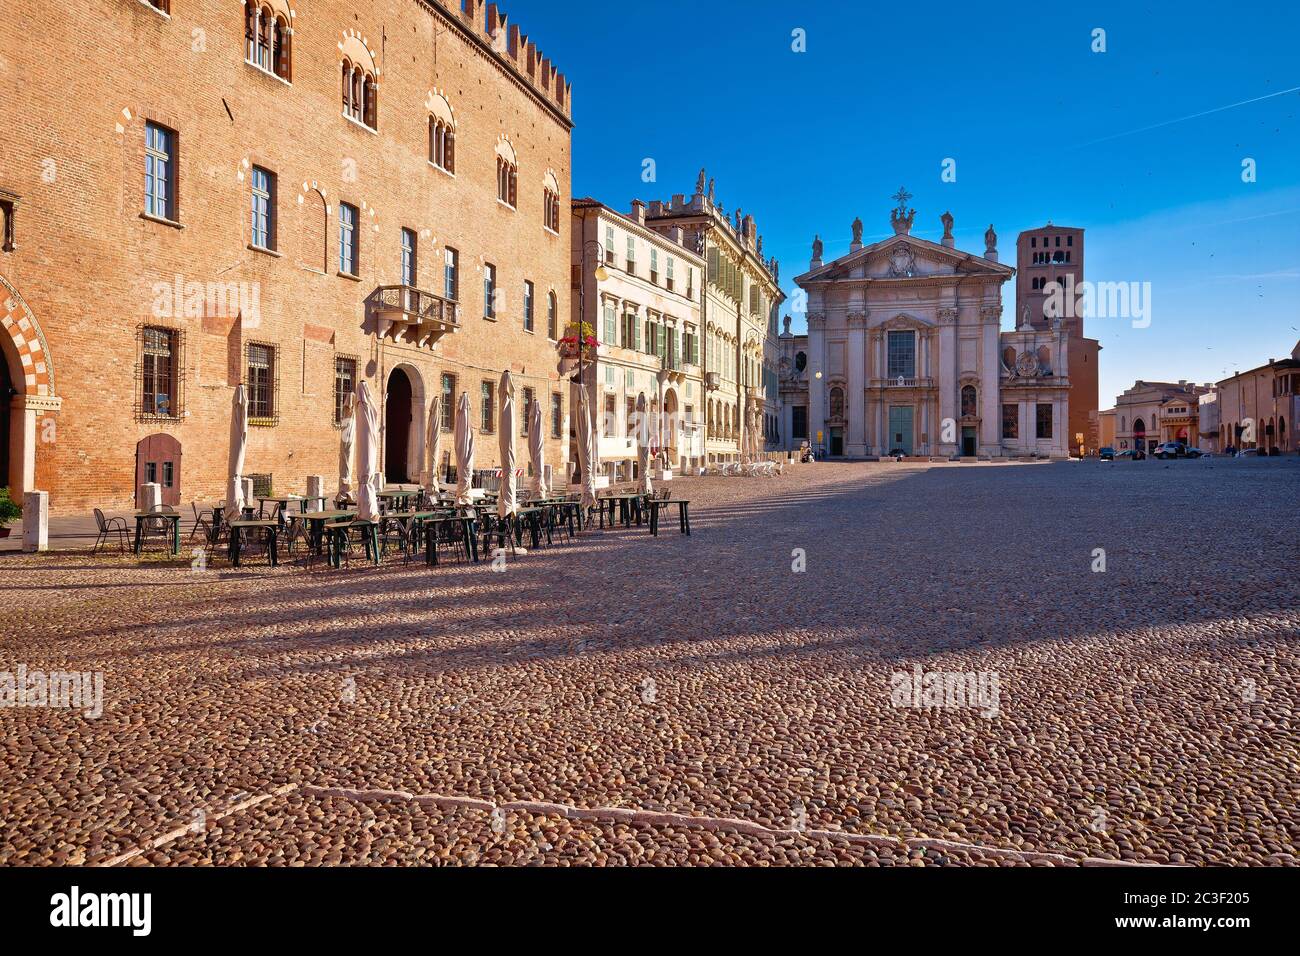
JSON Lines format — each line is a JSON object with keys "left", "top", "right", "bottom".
{"left": 334, "top": 355, "right": 357, "bottom": 424}
{"left": 523, "top": 280, "right": 534, "bottom": 332}
{"left": 441, "top": 373, "right": 456, "bottom": 430}
{"left": 145, "top": 122, "right": 176, "bottom": 221}
{"left": 251, "top": 166, "right": 276, "bottom": 250}
{"left": 481, "top": 380, "right": 495, "bottom": 433}
{"left": 137, "top": 325, "right": 184, "bottom": 419}
{"left": 1002, "top": 403, "right": 1018, "bottom": 439}
{"left": 522, "top": 386, "right": 535, "bottom": 435}
{"left": 246, "top": 342, "right": 278, "bottom": 424}
{"left": 551, "top": 392, "right": 562, "bottom": 438}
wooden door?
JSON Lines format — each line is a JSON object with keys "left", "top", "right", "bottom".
{"left": 136, "top": 434, "right": 182, "bottom": 506}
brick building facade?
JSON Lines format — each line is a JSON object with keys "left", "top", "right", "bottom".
{"left": 0, "top": 0, "right": 573, "bottom": 513}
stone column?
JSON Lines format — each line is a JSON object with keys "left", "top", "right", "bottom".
{"left": 937, "top": 309, "right": 959, "bottom": 456}
{"left": 846, "top": 312, "right": 867, "bottom": 457}
{"left": 22, "top": 490, "right": 48, "bottom": 553}
{"left": 980, "top": 306, "right": 1002, "bottom": 454}
{"left": 807, "top": 313, "right": 826, "bottom": 455}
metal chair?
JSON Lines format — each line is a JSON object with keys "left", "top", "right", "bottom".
{"left": 92, "top": 509, "right": 129, "bottom": 554}
{"left": 188, "top": 502, "right": 215, "bottom": 545}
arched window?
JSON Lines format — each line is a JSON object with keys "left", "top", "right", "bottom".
{"left": 495, "top": 139, "right": 518, "bottom": 208}
{"left": 543, "top": 170, "right": 561, "bottom": 233}
{"left": 340, "top": 36, "right": 378, "bottom": 129}
{"left": 1120, "top": 416, "right": 1126, "bottom": 433}
{"left": 245, "top": 3, "right": 291, "bottom": 81}
{"left": 427, "top": 93, "right": 456, "bottom": 173}
{"left": 829, "top": 386, "right": 845, "bottom": 421}
{"left": 1002, "top": 346, "right": 1015, "bottom": 370}
{"left": 1037, "top": 345, "right": 1051, "bottom": 370}
{"left": 961, "top": 385, "right": 978, "bottom": 418}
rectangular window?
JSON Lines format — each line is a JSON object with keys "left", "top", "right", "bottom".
{"left": 338, "top": 202, "right": 358, "bottom": 275}
{"left": 483, "top": 263, "right": 497, "bottom": 319}
{"left": 792, "top": 406, "right": 808, "bottom": 439}
{"left": 887, "top": 330, "right": 916, "bottom": 379}
{"left": 444, "top": 247, "right": 459, "bottom": 300}
{"left": 1036, "top": 403, "right": 1053, "bottom": 439}
{"left": 603, "top": 303, "right": 616, "bottom": 345}
{"left": 440, "top": 373, "right": 456, "bottom": 430}
{"left": 625, "top": 397, "right": 636, "bottom": 437}
{"left": 626, "top": 236, "right": 636, "bottom": 273}
{"left": 250, "top": 166, "right": 275, "bottom": 250}
{"left": 0, "top": 196, "right": 14, "bottom": 252}
{"left": 604, "top": 394, "right": 615, "bottom": 437}
{"left": 141, "top": 326, "right": 178, "bottom": 417}
{"left": 625, "top": 369, "right": 635, "bottom": 391}
{"left": 247, "top": 342, "right": 276, "bottom": 422}
{"left": 551, "top": 392, "right": 562, "bottom": 437}
{"left": 334, "top": 356, "right": 357, "bottom": 424}
{"left": 605, "top": 225, "right": 616, "bottom": 265}
{"left": 522, "top": 386, "right": 535, "bottom": 434}
{"left": 401, "top": 228, "right": 417, "bottom": 286}
{"left": 523, "top": 280, "right": 534, "bottom": 331}
{"left": 547, "top": 292, "right": 557, "bottom": 339}
{"left": 1002, "top": 403, "right": 1018, "bottom": 439}
{"left": 666, "top": 257, "right": 675, "bottom": 291}
{"left": 650, "top": 248, "right": 659, "bottom": 283}
{"left": 144, "top": 122, "right": 175, "bottom": 220}
{"left": 481, "top": 380, "right": 495, "bottom": 432}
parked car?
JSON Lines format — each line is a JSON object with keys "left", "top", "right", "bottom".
{"left": 1116, "top": 449, "right": 1146, "bottom": 460}
{"left": 1099, "top": 447, "right": 1115, "bottom": 461}
{"left": 1236, "top": 448, "right": 1262, "bottom": 458}
{"left": 1155, "top": 441, "right": 1188, "bottom": 459}
{"left": 1183, "top": 446, "right": 1204, "bottom": 458}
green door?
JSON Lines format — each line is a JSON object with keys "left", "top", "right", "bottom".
{"left": 888, "top": 406, "right": 914, "bottom": 455}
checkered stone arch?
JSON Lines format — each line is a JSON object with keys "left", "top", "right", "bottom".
{"left": 0, "top": 272, "right": 55, "bottom": 398}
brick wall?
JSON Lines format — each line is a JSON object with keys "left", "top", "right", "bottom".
{"left": 0, "top": 0, "right": 573, "bottom": 513}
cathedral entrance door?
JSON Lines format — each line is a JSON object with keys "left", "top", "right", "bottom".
{"left": 961, "top": 427, "right": 977, "bottom": 457}
{"left": 888, "top": 406, "right": 913, "bottom": 455}
{"left": 829, "top": 428, "right": 843, "bottom": 457}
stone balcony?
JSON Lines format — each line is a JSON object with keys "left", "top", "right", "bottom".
{"left": 871, "top": 376, "right": 935, "bottom": 389}
{"left": 367, "top": 285, "right": 460, "bottom": 349}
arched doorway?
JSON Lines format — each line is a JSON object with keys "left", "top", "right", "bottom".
{"left": 1133, "top": 417, "right": 1146, "bottom": 454}
{"left": 1, "top": 274, "right": 60, "bottom": 497}
{"left": 136, "top": 434, "right": 182, "bottom": 506}
{"left": 385, "top": 367, "right": 414, "bottom": 484}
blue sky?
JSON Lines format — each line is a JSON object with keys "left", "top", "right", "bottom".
{"left": 504, "top": 0, "right": 1300, "bottom": 405}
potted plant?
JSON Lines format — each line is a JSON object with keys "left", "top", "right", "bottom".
{"left": 0, "top": 487, "right": 21, "bottom": 539}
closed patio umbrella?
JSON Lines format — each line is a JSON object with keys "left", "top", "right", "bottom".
{"left": 226, "top": 384, "right": 248, "bottom": 514}
{"left": 425, "top": 395, "right": 442, "bottom": 494}
{"left": 497, "top": 371, "right": 517, "bottom": 519}
{"left": 636, "top": 392, "right": 653, "bottom": 496}
{"left": 454, "top": 391, "right": 475, "bottom": 505}
{"left": 576, "top": 384, "right": 597, "bottom": 513}
{"left": 528, "top": 397, "right": 546, "bottom": 498}
{"left": 355, "top": 380, "right": 380, "bottom": 523}
{"left": 337, "top": 392, "right": 356, "bottom": 500}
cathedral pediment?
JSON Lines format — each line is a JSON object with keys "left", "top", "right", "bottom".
{"left": 796, "top": 233, "right": 1012, "bottom": 285}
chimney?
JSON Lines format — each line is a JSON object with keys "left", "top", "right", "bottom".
{"left": 630, "top": 200, "right": 646, "bottom": 225}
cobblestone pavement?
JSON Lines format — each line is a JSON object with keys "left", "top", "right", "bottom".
{"left": 2, "top": 459, "right": 1297, "bottom": 866}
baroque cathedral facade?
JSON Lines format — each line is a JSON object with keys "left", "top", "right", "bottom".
{"left": 781, "top": 193, "right": 1071, "bottom": 459}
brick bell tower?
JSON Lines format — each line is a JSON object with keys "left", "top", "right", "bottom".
{"left": 1015, "top": 223, "right": 1101, "bottom": 456}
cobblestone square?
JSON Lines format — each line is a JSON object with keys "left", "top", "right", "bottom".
{"left": 2, "top": 460, "right": 1296, "bottom": 866}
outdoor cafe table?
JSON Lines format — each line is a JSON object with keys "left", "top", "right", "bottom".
{"left": 228, "top": 519, "right": 279, "bottom": 568}
{"left": 647, "top": 498, "right": 692, "bottom": 537}
{"left": 422, "top": 513, "right": 478, "bottom": 565}
{"left": 597, "top": 493, "right": 644, "bottom": 529}
{"left": 324, "top": 520, "right": 380, "bottom": 568}
{"left": 256, "top": 495, "right": 313, "bottom": 520}
{"left": 377, "top": 490, "right": 418, "bottom": 511}
{"left": 133, "top": 511, "right": 181, "bottom": 556}
{"left": 301, "top": 510, "right": 356, "bottom": 554}
{"left": 209, "top": 504, "right": 256, "bottom": 544}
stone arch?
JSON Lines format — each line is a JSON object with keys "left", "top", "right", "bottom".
{"left": 0, "top": 273, "right": 60, "bottom": 496}
{"left": 384, "top": 362, "right": 427, "bottom": 484}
